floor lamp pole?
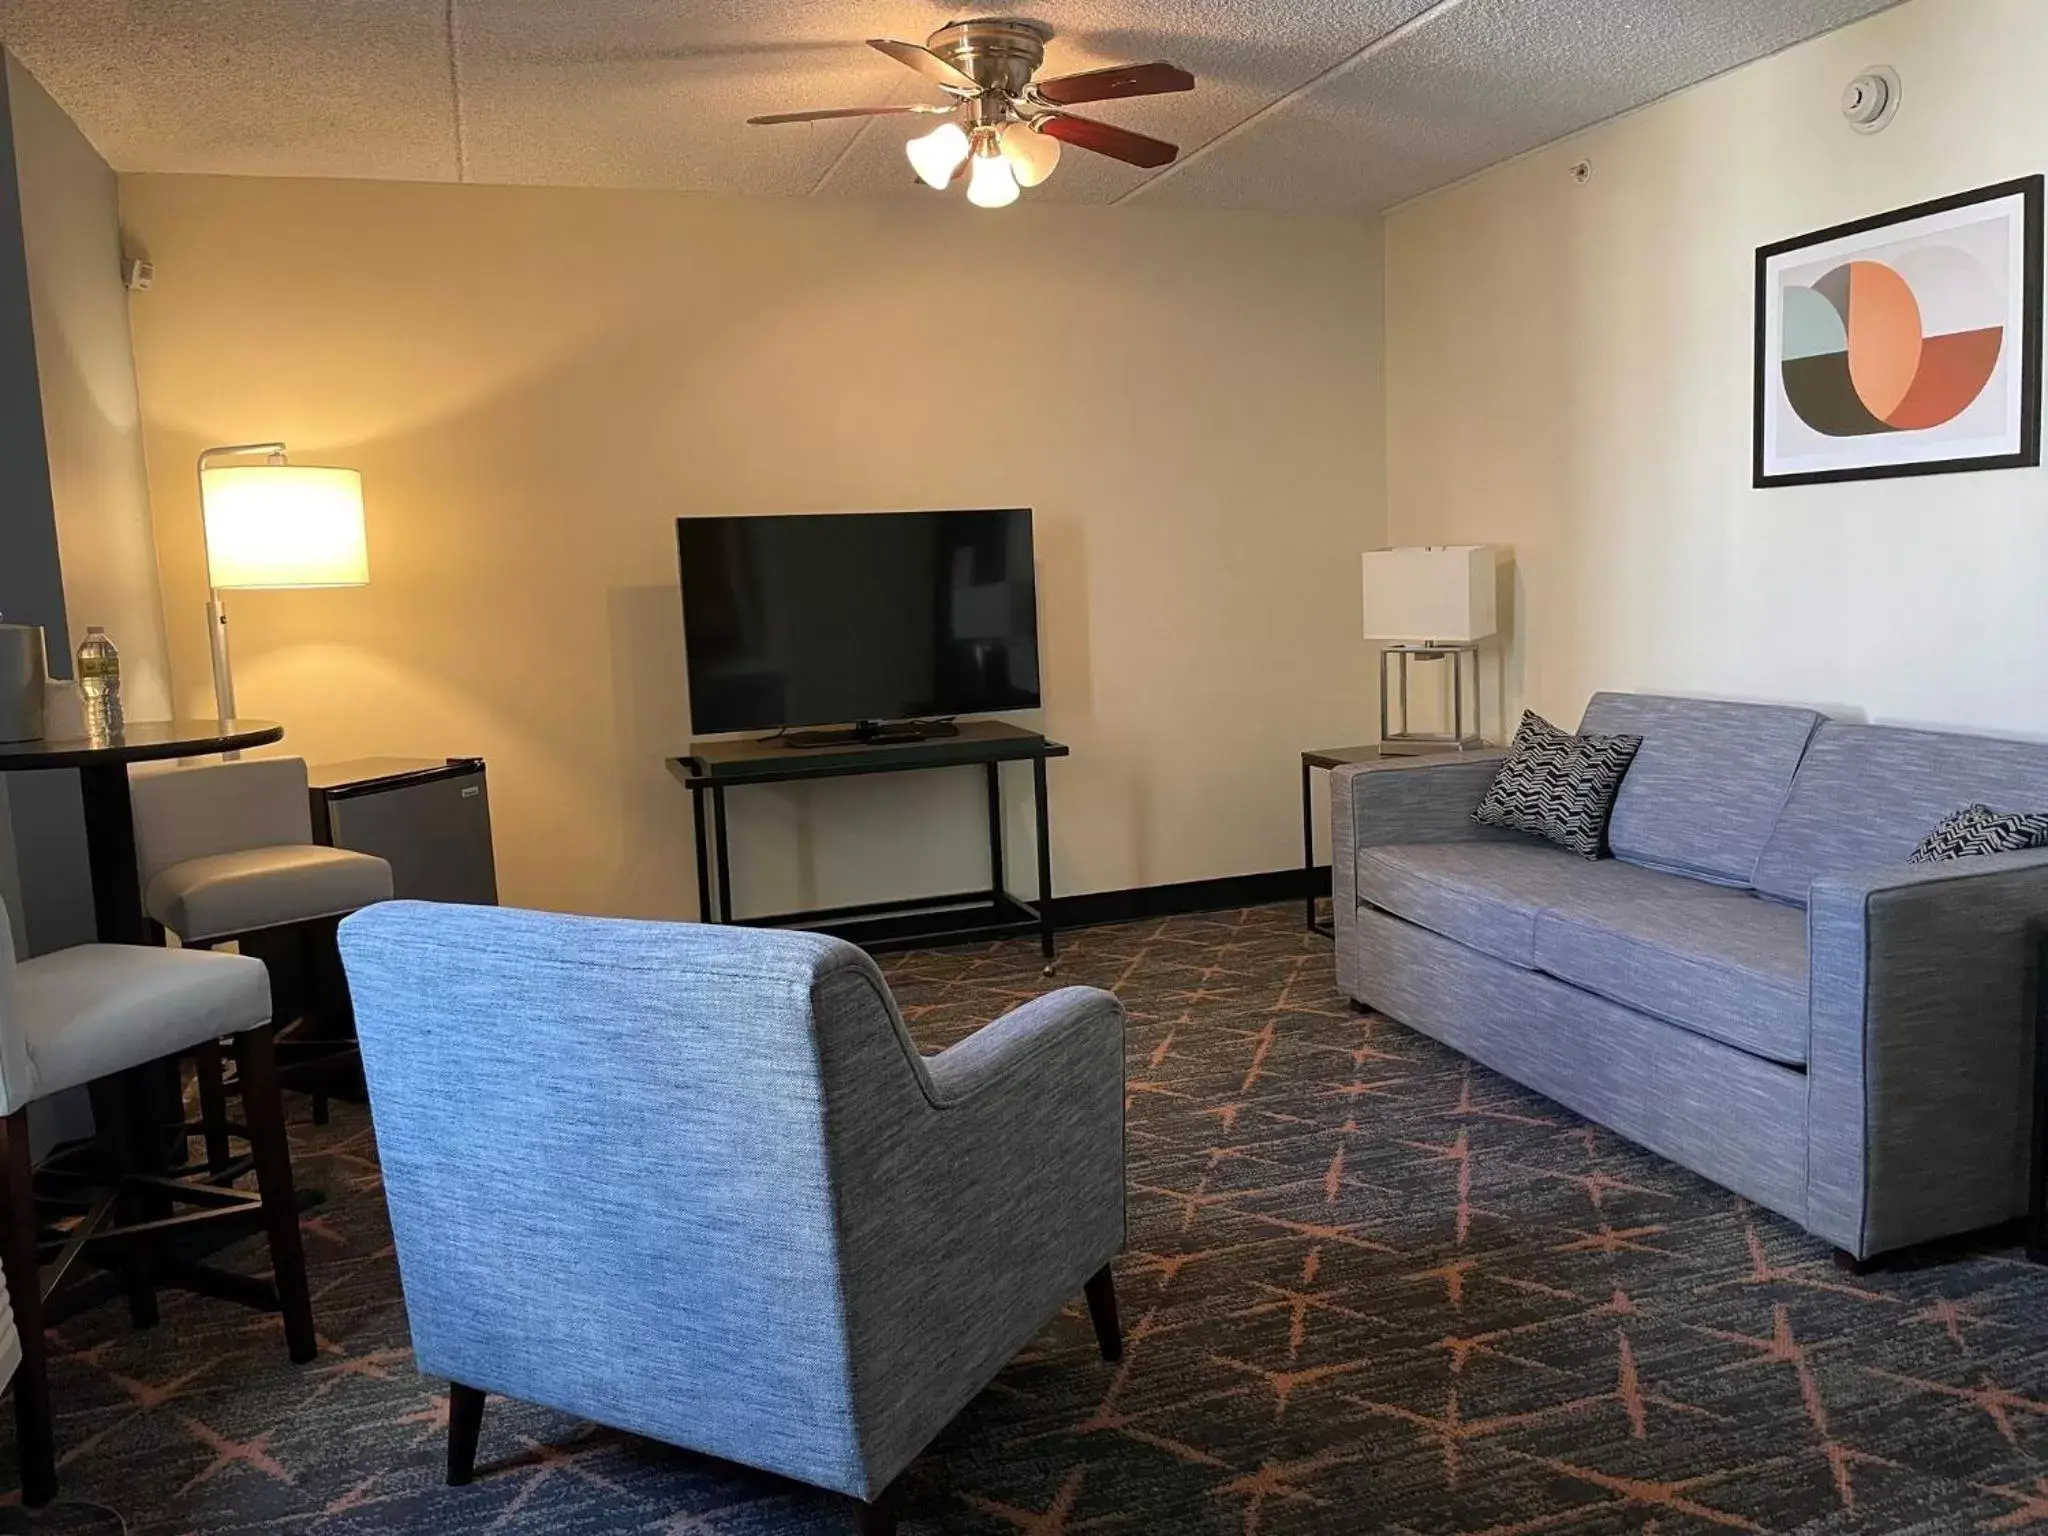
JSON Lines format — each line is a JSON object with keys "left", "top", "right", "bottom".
{"left": 196, "top": 441, "right": 286, "bottom": 726}
{"left": 206, "top": 588, "right": 234, "bottom": 723}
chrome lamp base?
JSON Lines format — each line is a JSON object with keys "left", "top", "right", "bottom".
{"left": 1379, "top": 643, "right": 1485, "bottom": 754}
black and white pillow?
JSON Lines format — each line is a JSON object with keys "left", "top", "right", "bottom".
{"left": 1472, "top": 710, "right": 1643, "bottom": 859}
{"left": 1908, "top": 803, "right": 2048, "bottom": 863}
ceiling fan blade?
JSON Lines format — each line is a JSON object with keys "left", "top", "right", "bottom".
{"left": 1037, "top": 113, "right": 1179, "bottom": 169}
{"left": 866, "top": 38, "right": 981, "bottom": 94}
{"left": 748, "top": 104, "right": 954, "bottom": 125}
{"left": 1032, "top": 61, "right": 1194, "bottom": 106}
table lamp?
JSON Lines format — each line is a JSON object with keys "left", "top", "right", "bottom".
{"left": 197, "top": 443, "right": 369, "bottom": 721}
{"left": 1361, "top": 545, "right": 1497, "bottom": 753}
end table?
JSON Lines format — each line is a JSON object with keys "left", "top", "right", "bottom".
{"left": 1301, "top": 744, "right": 1386, "bottom": 937}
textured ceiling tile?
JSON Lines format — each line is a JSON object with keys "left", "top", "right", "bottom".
{"left": 0, "top": 0, "right": 1915, "bottom": 209}
{"left": 1136, "top": 0, "right": 1911, "bottom": 212}
{"left": 0, "top": 0, "right": 456, "bottom": 180}
{"left": 454, "top": 0, "right": 959, "bottom": 194}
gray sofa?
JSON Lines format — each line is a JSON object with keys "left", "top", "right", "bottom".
{"left": 1332, "top": 692, "right": 2048, "bottom": 1262}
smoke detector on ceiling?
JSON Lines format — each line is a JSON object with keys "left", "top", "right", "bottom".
{"left": 1842, "top": 66, "right": 1901, "bottom": 134}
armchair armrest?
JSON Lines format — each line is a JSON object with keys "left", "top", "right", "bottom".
{"left": 922, "top": 986, "right": 1125, "bottom": 1106}
{"left": 1329, "top": 753, "right": 1506, "bottom": 1000}
{"left": 1807, "top": 848, "right": 2048, "bottom": 1257}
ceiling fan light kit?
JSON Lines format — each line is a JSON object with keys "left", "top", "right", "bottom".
{"left": 747, "top": 17, "right": 1193, "bottom": 208}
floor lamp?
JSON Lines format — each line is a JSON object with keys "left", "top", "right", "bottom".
{"left": 197, "top": 444, "right": 369, "bottom": 721}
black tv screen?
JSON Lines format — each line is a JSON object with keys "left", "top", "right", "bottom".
{"left": 677, "top": 508, "right": 1040, "bottom": 735}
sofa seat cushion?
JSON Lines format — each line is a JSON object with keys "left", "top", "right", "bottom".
{"left": 1356, "top": 842, "right": 1743, "bottom": 972}
{"left": 1533, "top": 893, "right": 1809, "bottom": 1065}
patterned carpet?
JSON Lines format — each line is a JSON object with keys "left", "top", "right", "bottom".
{"left": 9, "top": 902, "right": 2048, "bottom": 1534}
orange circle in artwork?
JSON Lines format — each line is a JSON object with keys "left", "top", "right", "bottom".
{"left": 1844, "top": 260, "right": 1924, "bottom": 421}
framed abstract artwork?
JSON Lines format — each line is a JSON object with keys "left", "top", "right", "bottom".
{"left": 1754, "top": 175, "right": 2043, "bottom": 487}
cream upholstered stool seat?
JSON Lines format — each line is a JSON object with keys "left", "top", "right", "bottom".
{"left": 145, "top": 844, "right": 392, "bottom": 946}
{"left": 0, "top": 896, "right": 315, "bottom": 1509}
{"left": 130, "top": 756, "right": 393, "bottom": 1132}
{"left": 13, "top": 944, "right": 269, "bottom": 1101}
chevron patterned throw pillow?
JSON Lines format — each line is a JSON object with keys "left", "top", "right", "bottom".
{"left": 1472, "top": 710, "right": 1644, "bottom": 859}
{"left": 1908, "top": 803, "right": 2048, "bottom": 864}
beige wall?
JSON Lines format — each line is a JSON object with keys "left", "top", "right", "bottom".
{"left": 1385, "top": 0, "right": 2048, "bottom": 742}
{"left": 8, "top": 54, "right": 170, "bottom": 717}
{"left": 120, "top": 176, "right": 1384, "bottom": 918}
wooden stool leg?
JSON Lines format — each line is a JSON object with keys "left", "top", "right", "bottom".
{"left": 235, "top": 1024, "right": 317, "bottom": 1363}
{"left": 0, "top": 1108, "right": 57, "bottom": 1507}
{"left": 193, "top": 1040, "right": 232, "bottom": 1174}
{"left": 86, "top": 1074, "right": 158, "bottom": 1331}
{"left": 447, "top": 1382, "right": 485, "bottom": 1485}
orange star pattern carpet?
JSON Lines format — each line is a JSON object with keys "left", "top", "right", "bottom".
{"left": 7, "top": 903, "right": 2048, "bottom": 1533}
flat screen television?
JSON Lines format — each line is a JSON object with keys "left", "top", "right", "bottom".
{"left": 677, "top": 508, "right": 1040, "bottom": 745}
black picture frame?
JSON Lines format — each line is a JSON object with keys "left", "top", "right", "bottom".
{"left": 1753, "top": 174, "right": 2044, "bottom": 489}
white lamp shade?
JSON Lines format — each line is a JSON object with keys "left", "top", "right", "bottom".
{"left": 200, "top": 465, "right": 369, "bottom": 589}
{"left": 1362, "top": 545, "right": 1497, "bottom": 642}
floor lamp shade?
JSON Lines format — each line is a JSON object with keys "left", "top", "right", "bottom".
{"left": 201, "top": 465, "right": 369, "bottom": 589}
{"left": 1361, "top": 545, "right": 1497, "bottom": 643}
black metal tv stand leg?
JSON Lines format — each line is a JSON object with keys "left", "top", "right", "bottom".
{"left": 1034, "top": 753, "right": 1055, "bottom": 974}
{"left": 711, "top": 785, "right": 733, "bottom": 924}
{"left": 986, "top": 761, "right": 1006, "bottom": 899}
{"left": 691, "top": 784, "right": 714, "bottom": 923}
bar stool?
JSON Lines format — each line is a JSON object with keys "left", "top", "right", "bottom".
{"left": 129, "top": 757, "right": 393, "bottom": 1139}
{"left": 0, "top": 893, "right": 314, "bottom": 1506}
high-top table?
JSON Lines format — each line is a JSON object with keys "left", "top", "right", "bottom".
{"left": 0, "top": 719, "right": 284, "bottom": 944}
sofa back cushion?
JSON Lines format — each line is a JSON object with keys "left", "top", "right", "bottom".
{"left": 1753, "top": 722, "right": 2048, "bottom": 904}
{"left": 1576, "top": 693, "right": 1824, "bottom": 885}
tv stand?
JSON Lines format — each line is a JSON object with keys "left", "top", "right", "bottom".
{"left": 779, "top": 718, "right": 962, "bottom": 750}
{"left": 670, "top": 721, "right": 1066, "bottom": 962}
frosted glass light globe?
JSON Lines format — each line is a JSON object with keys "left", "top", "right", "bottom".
{"left": 966, "top": 144, "right": 1020, "bottom": 208}
{"left": 905, "top": 121, "right": 971, "bottom": 189}
{"left": 999, "top": 122, "right": 1061, "bottom": 188}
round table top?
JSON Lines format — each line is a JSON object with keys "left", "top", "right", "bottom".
{"left": 0, "top": 718, "right": 284, "bottom": 770}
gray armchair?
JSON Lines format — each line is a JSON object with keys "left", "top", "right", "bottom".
{"left": 338, "top": 902, "right": 1127, "bottom": 1532}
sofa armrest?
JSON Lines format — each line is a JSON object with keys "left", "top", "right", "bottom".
{"left": 1329, "top": 753, "right": 1506, "bottom": 1000}
{"left": 1807, "top": 848, "right": 2048, "bottom": 1257}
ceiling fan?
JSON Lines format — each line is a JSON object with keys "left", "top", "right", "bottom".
{"left": 746, "top": 18, "right": 1193, "bottom": 208}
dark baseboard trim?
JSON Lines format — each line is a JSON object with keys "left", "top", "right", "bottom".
{"left": 1049, "top": 866, "right": 1331, "bottom": 931}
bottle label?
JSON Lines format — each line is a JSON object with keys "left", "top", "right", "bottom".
{"left": 79, "top": 654, "right": 119, "bottom": 683}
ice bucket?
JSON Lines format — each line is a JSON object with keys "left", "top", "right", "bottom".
{"left": 0, "top": 619, "right": 49, "bottom": 743}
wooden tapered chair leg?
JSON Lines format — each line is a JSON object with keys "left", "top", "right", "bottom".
{"left": 1083, "top": 1264, "right": 1122, "bottom": 1362}
{"left": 854, "top": 1478, "right": 900, "bottom": 1535}
{"left": 192, "top": 1040, "right": 233, "bottom": 1174}
{"left": 0, "top": 1109, "right": 56, "bottom": 1507}
{"left": 447, "top": 1383, "right": 485, "bottom": 1486}
{"left": 235, "top": 1024, "right": 317, "bottom": 1363}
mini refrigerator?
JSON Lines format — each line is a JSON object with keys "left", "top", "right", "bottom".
{"left": 308, "top": 757, "right": 498, "bottom": 905}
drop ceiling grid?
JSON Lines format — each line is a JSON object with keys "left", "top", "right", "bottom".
{"left": 0, "top": 0, "right": 1913, "bottom": 211}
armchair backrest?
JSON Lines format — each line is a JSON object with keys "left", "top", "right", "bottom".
{"left": 338, "top": 900, "right": 934, "bottom": 1499}
{"left": 128, "top": 756, "right": 314, "bottom": 889}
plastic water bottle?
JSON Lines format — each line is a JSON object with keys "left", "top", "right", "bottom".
{"left": 76, "top": 626, "right": 122, "bottom": 738}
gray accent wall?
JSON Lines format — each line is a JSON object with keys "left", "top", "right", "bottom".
{"left": 0, "top": 52, "right": 163, "bottom": 959}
